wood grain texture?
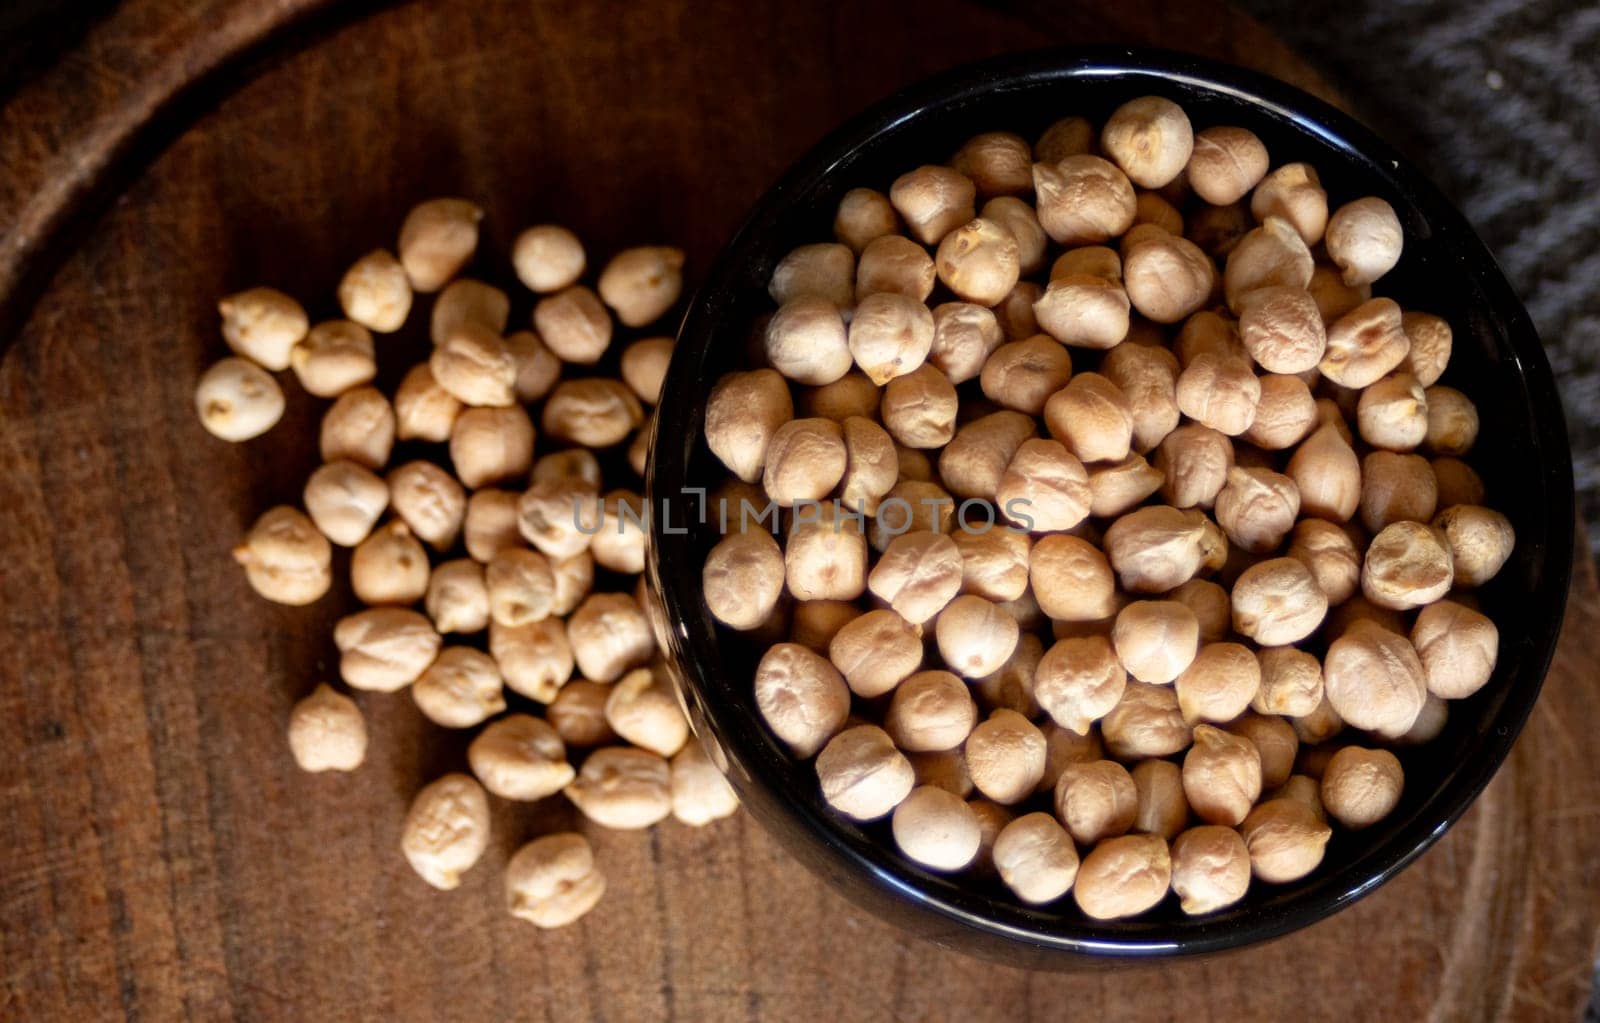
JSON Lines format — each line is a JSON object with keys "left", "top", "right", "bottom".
{"left": 0, "top": 1, "right": 1593, "bottom": 1021}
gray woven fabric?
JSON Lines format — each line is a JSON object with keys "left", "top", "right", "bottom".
{"left": 1237, "top": 6, "right": 1600, "bottom": 1017}
{"left": 1241, "top": 0, "right": 1600, "bottom": 560}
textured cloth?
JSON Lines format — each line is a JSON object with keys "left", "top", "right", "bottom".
{"left": 1241, "top": 0, "right": 1600, "bottom": 560}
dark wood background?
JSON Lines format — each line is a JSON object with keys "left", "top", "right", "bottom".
{"left": 1, "top": 1, "right": 1596, "bottom": 1020}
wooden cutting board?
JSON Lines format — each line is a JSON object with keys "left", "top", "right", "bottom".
{"left": 1, "top": 1, "right": 1596, "bottom": 1020}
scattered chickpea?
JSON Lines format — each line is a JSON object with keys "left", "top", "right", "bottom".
{"left": 512, "top": 225, "right": 586, "bottom": 293}
{"left": 597, "top": 246, "right": 684, "bottom": 327}
{"left": 1101, "top": 341, "right": 1181, "bottom": 452}
{"left": 1032, "top": 273, "right": 1129, "bottom": 350}
{"left": 542, "top": 379, "right": 643, "bottom": 447}
{"left": 468, "top": 714, "right": 574, "bottom": 801}
{"left": 1175, "top": 643, "right": 1260, "bottom": 725}
{"left": 1423, "top": 386, "right": 1480, "bottom": 456}
{"left": 1054, "top": 759, "right": 1138, "bottom": 845}
{"left": 1319, "top": 746, "right": 1403, "bottom": 830}
{"left": 979, "top": 335, "right": 1073, "bottom": 415}
{"left": 302, "top": 460, "right": 388, "bottom": 548}
{"left": 1045, "top": 373, "right": 1135, "bottom": 463}
{"left": 490, "top": 618, "right": 573, "bottom": 703}
{"left": 398, "top": 198, "right": 482, "bottom": 292}
{"left": 1087, "top": 454, "right": 1165, "bottom": 518}
{"left": 1237, "top": 285, "right": 1326, "bottom": 374}
{"left": 196, "top": 357, "right": 286, "bottom": 441}
{"left": 450, "top": 405, "right": 535, "bottom": 490}
{"left": 287, "top": 684, "right": 367, "bottom": 773}
{"left": 566, "top": 592, "right": 653, "bottom": 683}
{"left": 591, "top": 490, "right": 648, "bottom": 575}
{"left": 485, "top": 547, "right": 555, "bottom": 627}
{"left": 1325, "top": 197, "right": 1403, "bottom": 286}
{"left": 388, "top": 460, "right": 466, "bottom": 551}
{"left": 505, "top": 833, "right": 606, "bottom": 929}
{"left": 927, "top": 303, "right": 1004, "bottom": 385}
{"left": 533, "top": 285, "right": 612, "bottom": 365}
{"left": 1102, "top": 505, "right": 1211, "bottom": 595}
{"left": 1187, "top": 126, "right": 1269, "bottom": 205}
{"left": 1073, "top": 833, "right": 1172, "bottom": 920}
{"left": 1251, "top": 646, "right": 1324, "bottom": 720}
{"left": 983, "top": 197, "right": 1048, "bottom": 275}
{"left": 217, "top": 286, "right": 309, "bottom": 371}
{"left": 702, "top": 529, "right": 784, "bottom": 630}
{"left": 1323, "top": 619, "right": 1428, "bottom": 737}
{"left": 886, "top": 670, "right": 977, "bottom": 753}
{"left": 334, "top": 608, "right": 441, "bottom": 692}
{"left": 430, "top": 323, "right": 517, "bottom": 408}
{"left": 412, "top": 647, "right": 506, "bottom": 728}
{"left": 892, "top": 786, "right": 983, "bottom": 871}
{"left": 320, "top": 386, "right": 396, "bottom": 469}
{"left": 940, "top": 411, "right": 1035, "bottom": 501}
{"left": 604, "top": 667, "right": 689, "bottom": 758}
{"left": 816, "top": 724, "right": 916, "bottom": 821}
{"left": 889, "top": 165, "right": 976, "bottom": 245}
{"left": 868, "top": 530, "right": 963, "bottom": 624}
{"left": 964, "top": 710, "right": 1047, "bottom": 805}
{"left": 431, "top": 279, "right": 510, "bottom": 346}
{"left": 564, "top": 747, "right": 673, "bottom": 830}
{"left": 1231, "top": 557, "right": 1327, "bottom": 645}
{"left": 400, "top": 773, "right": 490, "bottom": 889}
{"left": 670, "top": 741, "right": 740, "bottom": 826}
{"left": 704, "top": 369, "right": 794, "bottom": 484}
{"left": 1035, "top": 115, "right": 1094, "bottom": 162}
{"left": 462, "top": 489, "right": 521, "bottom": 563}
{"left": 1125, "top": 759, "right": 1187, "bottom": 840}
{"left": 1358, "top": 373, "right": 1428, "bottom": 451}
{"left": 425, "top": 559, "right": 490, "bottom": 634}
{"left": 1170, "top": 825, "right": 1252, "bottom": 915}
{"left": 233, "top": 506, "right": 332, "bottom": 606}
{"left": 1231, "top": 713, "right": 1299, "bottom": 790}
{"left": 1102, "top": 96, "right": 1193, "bottom": 189}
{"left": 547, "top": 680, "right": 617, "bottom": 748}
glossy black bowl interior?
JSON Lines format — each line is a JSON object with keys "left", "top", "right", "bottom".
{"left": 646, "top": 47, "right": 1574, "bottom": 964}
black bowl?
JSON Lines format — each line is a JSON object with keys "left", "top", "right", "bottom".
{"left": 645, "top": 47, "right": 1574, "bottom": 965}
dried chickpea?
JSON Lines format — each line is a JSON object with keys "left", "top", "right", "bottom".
{"left": 1186, "top": 126, "right": 1268, "bottom": 205}
{"left": 790, "top": 600, "right": 860, "bottom": 653}
{"left": 567, "top": 593, "right": 653, "bottom": 683}
{"left": 450, "top": 405, "right": 535, "bottom": 490}
{"left": 1176, "top": 353, "right": 1261, "bottom": 436}
{"left": 1189, "top": 201, "right": 1253, "bottom": 259}
{"left": 1087, "top": 454, "right": 1165, "bottom": 518}
{"left": 952, "top": 131, "right": 1032, "bottom": 196}
{"left": 1123, "top": 232, "right": 1215, "bottom": 324}
{"left": 233, "top": 506, "right": 332, "bottom": 606}
{"left": 1175, "top": 309, "right": 1245, "bottom": 367}
{"left": 1323, "top": 593, "right": 1407, "bottom": 642}
{"left": 614, "top": 337, "right": 674, "bottom": 406}
{"left": 1052, "top": 245, "right": 1122, "bottom": 282}
{"left": 891, "top": 786, "right": 982, "bottom": 871}
{"left": 392, "top": 364, "right": 462, "bottom": 444}
{"left": 195, "top": 357, "right": 286, "bottom": 441}
{"left": 564, "top": 747, "right": 672, "bottom": 830}
{"left": 1055, "top": 759, "right": 1138, "bottom": 844}
{"left": 671, "top": 741, "right": 740, "bottom": 826}
{"left": 1035, "top": 115, "right": 1094, "bottom": 162}
{"left": 1240, "top": 797, "right": 1330, "bottom": 883}
{"left": 939, "top": 412, "right": 1034, "bottom": 499}
{"left": 398, "top": 198, "right": 481, "bottom": 292}
{"left": 1433, "top": 505, "right": 1514, "bottom": 588}
{"left": 287, "top": 684, "right": 367, "bottom": 773}
{"left": 769, "top": 243, "right": 855, "bottom": 308}
{"left": 833, "top": 189, "right": 898, "bottom": 254}
{"left": 1286, "top": 422, "right": 1361, "bottom": 522}
{"left": 504, "top": 834, "right": 605, "bottom": 929}
{"left": 1113, "top": 600, "right": 1199, "bottom": 685}
{"left": 334, "top": 608, "right": 440, "bottom": 692}
{"left": 1033, "top": 155, "right": 1137, "bottom": 245}
{"left": 1213, "top": 465, "right": 1299, "bottom": 553}
{"left": 412, "top": 647, "right": 506, "bottom": 728}
{"left": 816, "top": 724, "right": 916, "bottom": 821}
{"left": 1325, "top": 197, "right": 1403, "bottom": 286}
{"left": 468, "top": 714, "right": 574, "bottom": 801}
{"left": 889, "top": 165, "right": 976, "bottom": 245}
{"left": 935, "top": 595, "right": 1020, "bottom": 679}
{"left": 1229, "top": 713, "right": 1298, "bottom": 790}
{"left": 400, "top": 773, "right": 489, "bottom": 890}
{"left": 1360, "top": 451, "right": 1437, "bottom": 533}
{"left": 461, "top": 489, "right": 519, "bottom": 563}
{"left": 1253, "top": 646, "right": 1323, "bottom": 719}
{"left": 218, "top": 287, "right": 308, "bottom": 370}
{"left": 1134, "top": 192, "right": 1184, "bottom": 234}
{"left": 1029, "top": 534, "right": 1116, "bottom": 621}
{"left": 1400, "top": 311, "right": 1453, "bottom": 386}
{"left": 1237, "top": 285, "right": 1326, "bottom": 374}
{"left": 1154, "top": 424, "right": 1234, "bottom": 509}
{"left": 1412, "top": 599, "right": 1499, "bottom": 698}
{"left": 982, "top": 197, "right": 1048, "bottom": 275}
{"left": 426, "top": 559, "right": 490, "bottom": 634}
{"left": 931, "top": 219, "right": 1017, "bottom": 306}
{"left": 869, "top": 479, "right": 955, "bottom": 550}
{"left": 1170, "top": 825, "right": 1252, "bottom": 915}
{"left": 512, "top": 225, "right": 585, "bottom": 293}
{"left": 597, "top": 246, "right": 683, "bottom": 327}
{"left": 1424, "top": 386, "right": 1480, "bottom": 455}
{"left": 1321, "top": 298, "right": 1410, "bottom": 389}
{"left": 1250, "top": 163, "right": 1328, "bottom": 245}
{"left": 705, "top": 369, "right": 794, "bottom": 484}
{"left": 304, "top": 460, "right": 388, "bottom": 547}
{"left": 1320, "top": 746, "right": 1403, "bottom": 830}
{"left": 868, "top": 530, "right": 962, "bottom": 625}
{"left": 980, "top": 335, "right": 1073, "bottom": 415}
{"left": 1231, "top": 557, "right": 1327, "bottom": 644}
{"left": 1324, "top": 619, "right": 1427, "bottom": 737}
{"left": 958, "top": 710, "right": 1045, "bottom": 806}
{"left": 1102, "top": 96, "right": 1193, "bottom": 188}
{"left": 1044, "top": 373, "right": 1134, "bottom": 463}
{"left": 1358, "top": 373, "right": 1428, "bottom": 451}
{"left": 430, "top": 323, "right": 517, "bottom": 407}
{"left": 490, "top": 618, "right": 573, "bottom": 702}
{"left": 855, "top": 235, "right": 935, "bottom": 301}
{"left": 881, "top": 364, "right": 959, "bottom": 449}
{"left": 531, "top": 285, "right": 612, "bottom": 365}
{"left": 785, "top": 505, "right": 867, "bottom": 601}
{"left": 1073, "top": 833, "right": 1172, "bottom": 920}
{"left": 886, "top": 670, "right": 977, "bottom": 753}
{"left": 320, "top": 386, "right": 395, "bottom": 469}
{"left": 1182, "top": 725, "right": 1261, "bottom": 826}
{"left": 1223, "top": 216, "right": 1314, "bottom": 310}
{"left": 927, "top": 303, "right": 1004, "bottom": 385}
{"left": 388, "top": 460, "right": 466, "bottom": 551}
{"left": 1291, "top": 689, "right": 1347, "bottom": 746}
{"left": 1103, "top": 505, "right": 1211, "bottom": 593}
{"left": 1035, "top": 635, "right": 1126, "bottom": 735}
{"left": 486, "top": 547, "right": 555, "bottom": 627}
{"left": 1101, "top": 342, "right": 1181, "bottom": 452}
{"left": 848, "top": 292, "right": 935, "bottom": 385}
{"left": 590, "top": 490, "right": 647, "bottom": 575}
{"left": 826, "top": 609, "right": 920, "bottom": 698}
{"left": 1362, "top": 521, "right": 1454, "bottom": 610}
{"left": 702, "top": 530, "right": 784, "bottom": 630}
{"left": 604, "top": 667, "right": 688, "bottom": 758}
{"left": 1175, "top": 643, "right": 1260, "bottom": 724}
{"left": 431, "top": 279, "right": 510, "bottom": 345}
{"left": 976, "top": 633, "right": 1043, "bottom": 718}
{"left": 753, "top": 643, "right": 850, "bottom": 758}
{"left": 993, "top": 812, "right": 1079, "bottom": 904}
{"left": 803, "top": 372, "right": 881, "bottom": 423}
{"left": 1123, "top": 760, "right": 1186, "bottom": 840}
{"left": 542, "top": 379, "right": 643, "bottom": 447}
{"left": 547, "top": 680, "right": 616, "bottom": 747}
{"left": 1032, "top": 273, "right": 1131, "bottom": 350}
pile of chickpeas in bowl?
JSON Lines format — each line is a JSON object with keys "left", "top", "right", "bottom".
{"left": 696, "top": 93, "right": 1515, "bottom": 922}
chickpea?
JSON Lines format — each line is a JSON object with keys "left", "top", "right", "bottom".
{"left": 929, "top": 218, "right": 1019, "bottom": 306}
{"left": 894, "top": 446, "right": 934, "bottom": 482}
{"left": 425, "top": 559, "right": 490, "bottom": 634}
{"left": 1035, "top": 635, "right": 1126, "bottom": 735}
{"left": 1424, "top": 386, "right": 1480, "bottom": 455}
{"left": 400, "top": 773, "right": 489, "bottom": 890}
{"left": 1223, "top": 216, "right": 1314, "bottom": 310}
{"left": 1230, "top": 713, "right": 1299, "bottom": 789}
{"left": 1186, "top": 126, "right": 1268, "bottom": 205}
{"left": 320, "top": 386, "right": 395, "bottom": 469}
{"left": 948, "top": 527, "right": 1028, "bottom": 604}
{"left": 964, "top": 710, "right": 1047, "bottom": 805}
{"left": 1411, "top": 599, "right": 1498, "bottom": 704}
{"left": 881, "top": 364, "right": 959, "bottom": 449}
{"left": 1319, "top": 746, "right": 1403, "bottom": 830}
{"left": 1120, "top": 759, "right": 1186, "bottom": 841}
{"left": 1123, "top": 232, "right": 1215, "bottom": 323}
{"left": 935, "top": 595, "right": 1020, "bottom": 679}
{"left": 869, "top": 479, "right": 955, "bottom": 550}
{"left": 1231, "top": 557, "right": 1327, "bottom": 644}
{"left": 671, "top": 741, "right": 740, "bottom": 826}
{"left": 1286, "top": 422, "right": 1361, "bottom": 522}
{"left": 868, "top": 530, "right": 962, "bottom": 625}
{"left": 303, "top": 460, "right": 388, "bottom": 547}
{"left": 1427, "top": 459, "right": 1483, "bottom": 511}
{"left": 1134, "top": 192, "right": 1184, "bottom": 235}
{"left": 993, "top": 434, "right": 1093, "bottom": 529}
{"left": 1325, "top": 197, "right": 1403, "bottom": 286}
{"left": 704, "top": 369, "right": 794, "bottom": 484}
{"left": 462, "top": 489, "right": 521, "bottom": 563}
{"left": 993, "top": 812, "right": 1079, "bottom": 904}
{"left": 1399, "top": 311, "right": 1452, "bottom": 386}
{"left": 512, "top": 224, "right": 585, "bottom": 293}
{"left": 889, "top": 165, "right": 976, "bottom": 245}
{"left": 887, "top": 785, "right": 982, "bottom": 871}
{"left": 1324, "top": 619, "right": 1428, "bottom": 737}
{"left": 938, "top": 411, "right": 1034, "bottom": 500}
{"left": 1433, "top": 504, "right": 1514, "bottom": 588}
{"left": 790, "top": 600, "right": 860, "bottom": 653}
{"left": 1160, "top": 581, "right": 1225, "bottom": 646}
{"left": 785, "top": 505, "right": 867, "bottom": 601}
{"left": 886, "top": 670, "right": 977, "bottom": 753}
{"left": 770, "top": 242, "right": 856, "bottom": 308}
{"left": 398, "top": 198, "right": 481, "bottom": 291}
{"left": 547, "top": 680, "right": 617, "bottom": 747}
{"left": 976, "top": 632, "right": 1043, "bottom": 719}
{"left": 1356, "top": 372, "right": 1427, "bottom": 451}
{"left": 1321, "top": 298, "right": 1411, "bottom": 388}
{"left": 1030, "top": 273, "right": 1130, "bottom": 351}
{"left": 527, "top": 287, "right": 611, "bottom": 367}
{"left": 1180, "top": 725, "right": 1260, "bottom": 827}
{"left": 564, "top": 747, "right": 673, "bottom": 830}
{"left": 980, "top": 335, "right": 1073, "bottom": 415}
{"left": 604, "top": 667, "right": 689, "bottom": 758}
{"left": 1175, "top": 643, "right": 1260, "bottom": 725}
{"left": 700, "top": 530, "right": 782, "bottom": 631}
{"left": 1032, "top": 155, "right": 1137, "bottom": 245}
{"left": 1086, "top": 454, "right": 1164, "bottom": 519}
{"left": 233, "top": 506, "right": 332, "bottom": 606}
{"left": 1103, "top": 505, "right": 1212, "bottom": 593}
{"left": 749, "top": 643, "right": 849, "bottom": 757}
{"left": 334, "top": 608, "right": 440, "bottom": 692}
{"left": 1151, "top": 425, "right": 1231, "bottom": 511}
{"left": 1362, "top": 520, "right": 1454, "bottom": 610}
{"left": 430, "top": 279, "right": 510, "bottom": 346}
{"left": 982, "top": 197, "right": 1048, "bottom": 275}
{"left": 1291, "top": 689, "right": 1347, "bottom": 746}
{"left": 468, "top": 714, "right": 574, "bottom": 801}
{"left": 1176, "top": 353, "right": 1261, "bottom": 437}
{"left": 1052, "top": 245, "right": 1122, "bottom": 282}
{"left": 833, "top": 189, "right": 899, "bottom": 254}
{"left": 951, "top": 131, "right": 1032, "bottom": 196}
{"left": 1240, "top": 797, "right": 1330, "bottom": 883}
{"left": 542, "top": 379, "right": 643, "bottom": 448}
{"left": 449, "top": 405, "right": 535, "bottom": 491}
{"left": 388, "top": 460, "right": 466, "bottom": 551}
{"left": 816, "top": 724, "right": 916, "bottom": 821}
{"left": 588, "top": 491, "right": 646, "bottom": 576}
{"left": 390, "top": 365, "right": 461, "bottom": 444}
{"left": 1250, "top": 646, "right": 1324, "bottom": 720}
{"left": 1035, "top": 115, "right": 1094, "bottom": 162}
{"left": 1039, "top": 720, "right": 1107, "bottom": 791}
{"left": 1055, "top": 759, "right": 1138, "bottom": 844}
{"left": 853, "top": 234, "right": 934, "bottom": 303}
{"left": 927, "top": 302, "right": 1004, "bottom": 385}
{"left": 195, "top": 357, "right": 286, "bottom": 441}
{"left": 1101, "top": 342, "right": 1181, "bottom": 453}
{"left": 504, "top": 833, "right": 605, "bottom": 929}
{"left": 1044, "top": 373, "right": 1135, "bottom": 463}
{"left": 1102, "top": 96, "right": 1193, "bottom": 188}
{"left": 825, "top": 608, "right": 921, "bottom": 698}
{"left": 1170, "top": 825, "right": 1252, "bottom": 915}
{"left": 490, "top": 618, "right": 573, "bottom": 702}
{"left": 1250, "top": 163, "right": 1328, "bottom": 245}
{"left": 1029, "top": 534, "right": 1117, "bottom": 622}
{"left": 1073, "top": 833, "right": 1172, "bottom": 920}
{"left": 287, "top": 684, "right": 367, "bottom": 773}
{"left": 1213, "top": 466, "right": 1299, "bottom": 554}
{"left": 1360, "top": 451, "right": 1437, "bottom": 533}
{"left": 1324, "top": 593, "right": 1407, "bottom": 642}
{"left": 1108, "top": 600, "right": 1198, "bottom": 686}
{"left": 1175, "top": 309, "right": 1245, "bottom": 367}
{"left": 848, "top": 292, "right": 935, "bottom": 385}
{"left": 801, "top": 374, "right": 880, "bottom": 425}
{"left": 1237, "top": 285, "right": 1326, "bottom": 374}
{"left": 567, "top": 592, "right": 653, "bottom": 683}
{"left": 430, "top": 323, "right": 517, "bottom": 408}
{"left": 217, "top": 287, "right": 308, "bottom": 370}
{"left": 412, "top": 647, "right": 506, "bottom": 728}
{"left": 484, "top": 547, "right": 555, "bottom": 627}
{"left": 1189, "top": 200, "right": 1253, "bottom": 259}
{"left": 596, "top": 246, "right": 683, "bottom": 327}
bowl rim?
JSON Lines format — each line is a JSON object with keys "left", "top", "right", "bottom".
{"left": 647, "top": 44, "right": 1575, "bottom": 959}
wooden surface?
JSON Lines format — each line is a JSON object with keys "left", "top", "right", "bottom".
{"left": 1, "top": 1, "right": 1596, "bottom": 1020}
